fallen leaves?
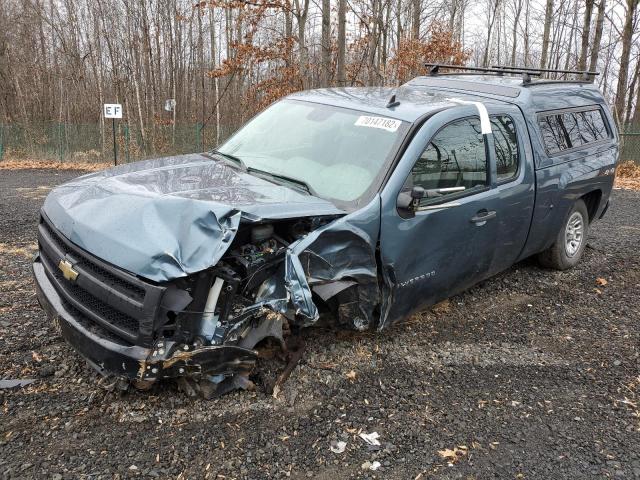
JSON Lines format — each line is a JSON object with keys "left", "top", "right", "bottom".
{"left": 345, "top": 370, "right": 357, "bottom": 381}
{"left": 0, "top": 159, "right": 109, "bottom": 171}
{"left": 615, "top": 161, "right": 640, "bottom": 191}
{"left": 437, "top": 445, "right": 467, "bottom": 463}
{"left": 596, "top": 277, "right": 608, "bottom": 286}
{"left": 0, "top": 242, "right": 38, "bottom": 259}
{"left": 431, "top": 299, "right": 452, "bottom": 316}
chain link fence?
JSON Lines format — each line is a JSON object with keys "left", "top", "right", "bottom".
{"left": 620, "top": 125, "right": 640, "bottom": 164}
{"left": 0, "top": 122, "right": 230, "bottom": 164}
{"left": 0, "top": 121, "right": 638, "bottom": 165}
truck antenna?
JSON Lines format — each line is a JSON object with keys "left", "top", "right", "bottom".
{"left": 386, "top": 93, "right": 400, "bottom": 108}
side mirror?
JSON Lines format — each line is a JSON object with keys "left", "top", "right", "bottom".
{"left": 397, "top": 186, "right": 425, "bottom": 211}
{"left": 397, "top": 185, "right": 466, "bottom": 213}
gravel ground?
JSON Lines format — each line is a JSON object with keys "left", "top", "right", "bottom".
{"left": 0, "top": 168, "right": 638, "bottom": 479}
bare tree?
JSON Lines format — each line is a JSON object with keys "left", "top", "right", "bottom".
{"left": 540, "top": 0, "right": 554, "bottom": 69}
{"left": 321, "top": 0, "right": 331, "bottom": 86}
{"left": 578, "top": 0, "right": 595, "bottom": 70}
{"left": 0, "top": 0, "right": 636, "bottom": 154}
{"left": 613, "top": 0, "right": 639, "bottom": 122}
{"left": 483, "top": 0, "right": 501, "bottom": 67}
{"left": 510, "top": 0, "right": 524, "bottom": 65}
{"left": 588, "top": 0, "right": 606, "bottom": 73}
{"left": 337, "top": 0, "right": 346, "bottom": 85}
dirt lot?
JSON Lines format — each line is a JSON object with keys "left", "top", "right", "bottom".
{"left": 0, "top": 168, "right": 638, "bottom": 479}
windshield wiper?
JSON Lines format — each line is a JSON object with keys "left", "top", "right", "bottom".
{"left": 209, "top": 149, "right": 247, "bottom": 170}
{"left": 246, "top": 167, "right": 317, "bottom": 196}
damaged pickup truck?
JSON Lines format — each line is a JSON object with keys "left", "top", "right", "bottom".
{"left": 33, "top": 65, "right": 618, "bottom": 396}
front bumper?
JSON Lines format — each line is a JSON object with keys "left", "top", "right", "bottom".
{"left": 34, "top": 256, "right": 152, "bottom": 377}
{"left": 33, "top": 255, "right": 257, "bottom": 381}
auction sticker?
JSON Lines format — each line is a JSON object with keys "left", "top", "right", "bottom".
{"left": 354, "top": 116, "right": 401, "bottom": 132}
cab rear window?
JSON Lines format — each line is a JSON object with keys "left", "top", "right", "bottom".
{"left": 538, "top": 107, "right": 609, "bottom": 154}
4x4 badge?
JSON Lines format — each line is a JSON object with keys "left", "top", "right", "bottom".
{"left": 58, "top": 259, "right": 79, "bottom": 282}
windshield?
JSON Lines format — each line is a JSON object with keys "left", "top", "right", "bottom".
{"left": 217, "top": 99, "right": 408, "bottom": 204}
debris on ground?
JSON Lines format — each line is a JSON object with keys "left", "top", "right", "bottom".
{"left": 329, "top": 440, "right": 347, "bottom": 454}
{"left": 438, "top": 446, "right": 468, "bottom": 464}
{"left": 359, "top": 431, "right": 381, "bottom": 446}
{"left": 0, "top": 379, "right": 36, "bottom": 389}
{"left": 361, "top": 460, "right": 382, "bottom": 471}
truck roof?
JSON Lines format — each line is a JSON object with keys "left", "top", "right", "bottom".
{"left": 288, "top": 75, "right": 606, "bottom": 123}
{"left": 287, "top": 85, "right": 511, "bottom": 123}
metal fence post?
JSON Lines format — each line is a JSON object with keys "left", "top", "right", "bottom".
{"left": 57, "top": 123, "right": 64, "bottom": 162}
{"left": 125, "top": 124, "right": 130, "bottom": 163}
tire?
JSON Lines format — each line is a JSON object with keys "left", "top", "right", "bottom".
{"left": 537, "top": 199, "right": 589, "bottom": 270}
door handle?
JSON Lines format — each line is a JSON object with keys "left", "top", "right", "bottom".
{"left": 470, "top": 210, "right": 496, "bottom": 225}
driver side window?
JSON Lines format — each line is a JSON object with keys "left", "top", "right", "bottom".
{"left": 410, "top": 117, "right": 488, "bottom": 202}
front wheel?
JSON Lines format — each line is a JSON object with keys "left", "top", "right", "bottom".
{"left": 538, "top": 199, "right": 589, "bottom": 270}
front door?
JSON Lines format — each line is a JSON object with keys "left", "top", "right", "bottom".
{"left": 380, "top": 107, "right": 506, "bottom": 324}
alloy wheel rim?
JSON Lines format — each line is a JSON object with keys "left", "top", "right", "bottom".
{"left": 565, "top": 211, "right": 584, "bottom": 257}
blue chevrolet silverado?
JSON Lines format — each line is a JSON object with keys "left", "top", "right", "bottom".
{"left": 33, "top": 65, "right": 618, "bottom": 396}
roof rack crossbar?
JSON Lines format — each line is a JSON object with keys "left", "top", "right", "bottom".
{"left": 424, "top": 63, "right": 541, "bottom": 83}
{"left": 491, "top": 65, "right": 599, "bottom": 82}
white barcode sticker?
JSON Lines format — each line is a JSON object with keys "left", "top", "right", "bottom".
{"left": 354, "top": 116, "right": 402, "bottom": 132}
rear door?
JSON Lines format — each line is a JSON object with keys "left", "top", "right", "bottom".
{"left": 484, "top": 106, "right": 536, "bottom": 273}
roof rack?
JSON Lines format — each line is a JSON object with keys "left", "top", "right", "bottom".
{"left": 491, "top": 65, "right": 599, "bottom": 82}
{"left": 424, "top": 63, "right": 600, "bottom": 84}
{"left": 425, "top": 63, "right": 541, "bottom": 83}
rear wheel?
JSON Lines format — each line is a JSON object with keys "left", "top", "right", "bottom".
{"left": 538, "top": 199, "right": 589, "bottom": 270}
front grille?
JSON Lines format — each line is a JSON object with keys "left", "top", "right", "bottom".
{"left": 41, "top": 221, "right": 146, "bottom": 302}
{"left": 59, "top": 296, "right": 131, "bottom": 346}
{"left": 41, "top": 251, "right": 140, "bottom": 335}
{"left": 38, "top": 213, "right": 166, "bottom": 346}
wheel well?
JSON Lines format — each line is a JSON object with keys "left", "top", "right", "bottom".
{"left": 580, "top": 190, "right": 602, "bottom": 223}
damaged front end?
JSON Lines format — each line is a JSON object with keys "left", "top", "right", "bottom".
{"left": 134, "top": 217, "right": 338, "bottom": 395}
{"left": 34, "top": 209, "right": 385, "bottom": 397}
{"left": 33, "top": 156, "right": 388, "bottom": 396}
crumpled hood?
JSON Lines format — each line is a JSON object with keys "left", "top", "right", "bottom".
{"left": 42, "top": 154, "right": 344, "bottom": 281}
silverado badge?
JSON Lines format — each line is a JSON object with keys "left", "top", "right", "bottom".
{"left": 58, "top": 259, "right": 79, "bottom": 282}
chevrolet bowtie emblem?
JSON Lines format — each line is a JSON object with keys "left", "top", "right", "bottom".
{"left": 58, "top": 259, "right": 79, "bottom": 282}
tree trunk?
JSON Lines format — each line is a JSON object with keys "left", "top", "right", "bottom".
{"left": 285, "top": 0, "right": 293, "bottom": 68}
{"left": 540, "top": 0, "right": 554, "bottom": 70}
{"left": 411, "top": 0, "right": 420, "bottom": 40}
{"left": 321, "top": 0, "right": 331, "bottom": 86}
{"left": 588, "top": 0, "right": 605, "bottom": 73}
{"left": 613, "top": 0, "right": 638, "bottom": 123}
{"left": 483, "top": 0, "right": 500, "bottom": 67}
{"left": 578, "top": 0, "right": 594, "bottom": 70}
{"left": 631, "top": 68, "right": 640, "bottom": 125}
{"left": 624, "top": 61, "right": 640, "bottom": 124}
{"left": 510, "top": 0, "right": 523, "bottom": 65}
{"left": 293, "top": 0, "right": 310, "bottom": 88}
{"left": 337, "top": 0, "right": 347, "bottom": 85}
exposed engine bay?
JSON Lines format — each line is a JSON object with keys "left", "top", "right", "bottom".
{"left": 135, "top": 217, "right": 347, "bottom": 397}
